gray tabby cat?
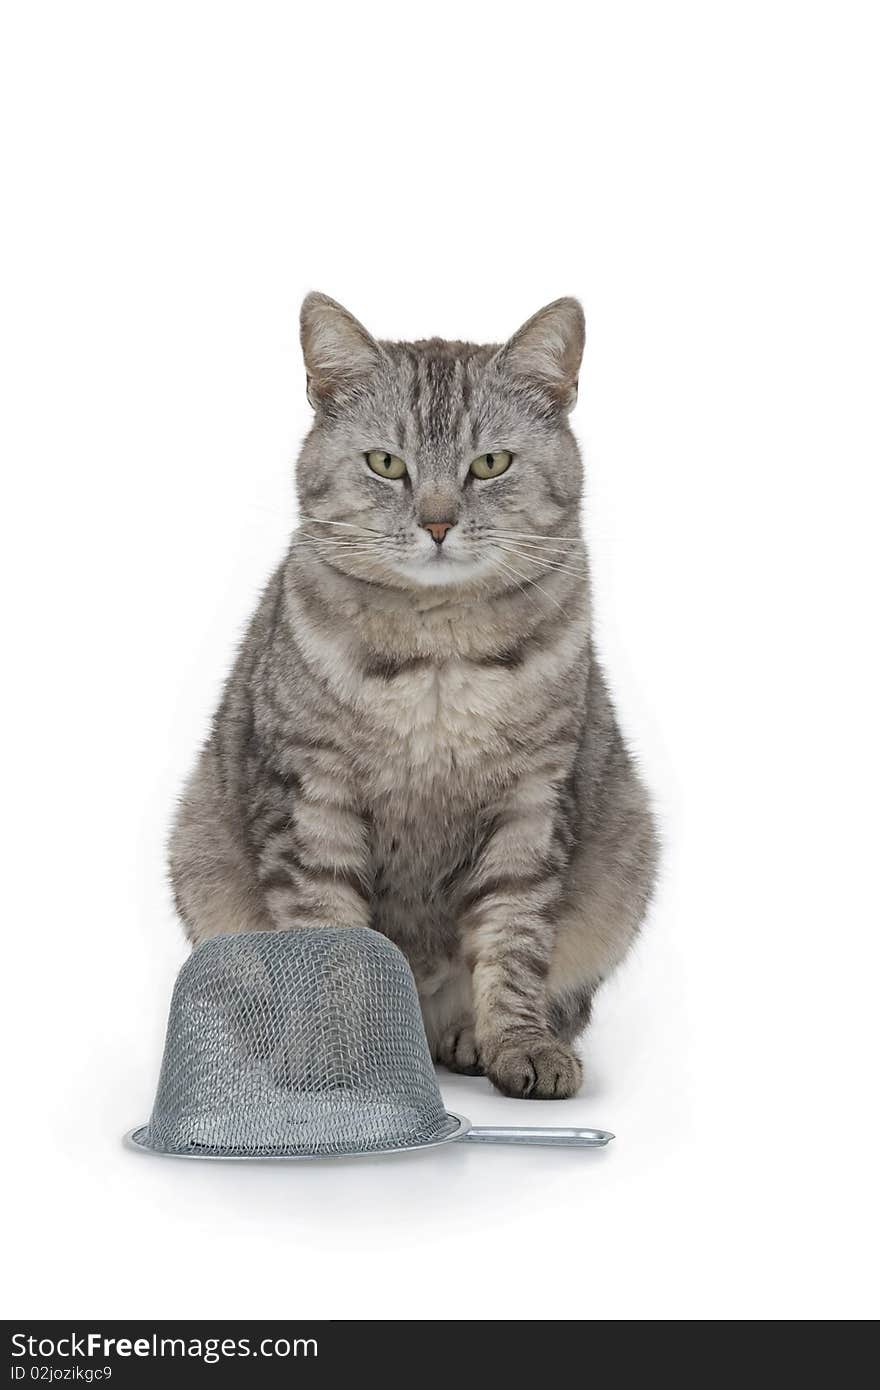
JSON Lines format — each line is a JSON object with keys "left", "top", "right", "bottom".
{"left": 169, "top": 293, "right": 658, "bottom": 1099}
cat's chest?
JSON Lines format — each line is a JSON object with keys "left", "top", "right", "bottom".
{"left": 360, "top": 659, "right": 522, "bottom": 778}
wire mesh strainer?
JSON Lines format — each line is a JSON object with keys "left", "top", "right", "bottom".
{"left": 127, "top": 928, "right": 612, "bottom": 1159}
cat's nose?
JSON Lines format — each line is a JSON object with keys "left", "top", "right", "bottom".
{"left": 422, "top": 520, "right": 455, "bottom": 545}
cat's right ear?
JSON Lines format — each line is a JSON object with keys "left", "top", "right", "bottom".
{"left": 299, "top": 292, "right": 382, "bottom": 410}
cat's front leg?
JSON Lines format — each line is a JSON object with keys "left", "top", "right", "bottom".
{"left": 433, "top": 1022, "right": 483, "bottom": 1076}
{"left": 460, "top": 789, "right": 583, "bottom": 1100}
{"left": 253, "top": 769, "right": 371, "bottom": 932}
{"left": 467, "top": 904, "right": 583, "bottom": 1100}
{"left": 418, "top": 963, "right": 484, "bottom": 1075}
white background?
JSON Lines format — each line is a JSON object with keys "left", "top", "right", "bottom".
{"left": 2, "top": 1, "right": 878, "bottom": 1321}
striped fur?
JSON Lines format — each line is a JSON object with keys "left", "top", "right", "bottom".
{"left": 169, "top": 294, "right": 658, "bottom": 1099}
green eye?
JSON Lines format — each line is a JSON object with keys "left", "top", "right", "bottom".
{"left": 366, "top": 450, "right": 407, "bottom": 479}
{"left": 470, "top": 450, "right": 513, "bottom": 480}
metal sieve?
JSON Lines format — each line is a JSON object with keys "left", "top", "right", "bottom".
{"left": 126, "top": 927, "right": 613, "bottom": 1159}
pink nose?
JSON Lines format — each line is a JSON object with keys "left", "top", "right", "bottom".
{"left": 422, "top": 521, "right": 454, "bottom": 544}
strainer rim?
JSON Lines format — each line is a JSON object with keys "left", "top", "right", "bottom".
{"left": 123, "top": 1111, "right": 470, "bottom": 1161}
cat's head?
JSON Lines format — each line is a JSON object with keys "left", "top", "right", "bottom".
{"left": 295, "top": 293, "right": 585, "bottom": 592}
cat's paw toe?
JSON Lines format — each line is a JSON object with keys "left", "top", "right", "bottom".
{"left": 436, "top": 1025, "right": 484, "bottom": 1076}
{"left": 486, "top": 1037, "right": 583, "bottom": 1099}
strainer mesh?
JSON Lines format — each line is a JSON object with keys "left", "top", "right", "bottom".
{"left": 134, "top": 928, "right": 458, "bottom": 1157}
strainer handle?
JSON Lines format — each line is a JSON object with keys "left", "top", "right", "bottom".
{"left": 462, "top": 1125, "right": 613, "bottom": 1148}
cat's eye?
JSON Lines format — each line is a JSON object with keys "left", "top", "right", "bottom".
{"left": 470, "top": 450, "right": 513, "bottom": 480}
{"left": 365, "top": 450, "right": 407, "bottom": 480}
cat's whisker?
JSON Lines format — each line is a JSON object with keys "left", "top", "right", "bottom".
{"left": 293, "top": 536, "right": 392, "bottom": 549}
{"left": 293, "top": 531, "right": 395, "bottom": 548}
{"left": 494, "top": 544, "right": 590, "bottom": 579}
{"left": 493, "top": 559, "right": 566, "bottom": 614}
{"left": 491, "top": 554, "right": 568, "bottom": 613}
{"left": 292, "top": 551, "right": 393, "bottom": 569}
{"left": 489, "top": 556, "right": 534, "bottom": 606}
{"left": 489, "top": 530, "right": 582, "bottom": 543}
{"left": 493, "top": 537, "right": 586, "bottom": 562}
{"left": 298, "top": 514, "right": 386, "bottom": 537}
{"left": 293, "top": 546, "right": 396, "bottom": 564}
{"left": 487, "top": 535, "right": 584, "bottom": 556}
{"left": 492, "top": 543, "right": 585, "bottom": 561}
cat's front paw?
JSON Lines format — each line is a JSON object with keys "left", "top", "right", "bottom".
{"left": 435, "top": 1024, "right": 484, "bottom": 1076}
{"left": 484, "top": 1035, "right": 583, "bottom": 1099}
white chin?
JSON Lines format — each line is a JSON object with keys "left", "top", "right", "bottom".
{"left": 396, "top": 555, "right": 484, "bottom": 588}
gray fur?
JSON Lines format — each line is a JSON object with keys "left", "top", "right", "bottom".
{"left": 169, "top": 292, "right": 658, "bottom": 1099}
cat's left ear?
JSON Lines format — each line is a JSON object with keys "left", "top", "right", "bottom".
{"left": 300, "top": 291, "right": 383, "bottom": 410}
{"left": 498, "top": 297, "right": 585, "bottom": 411}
